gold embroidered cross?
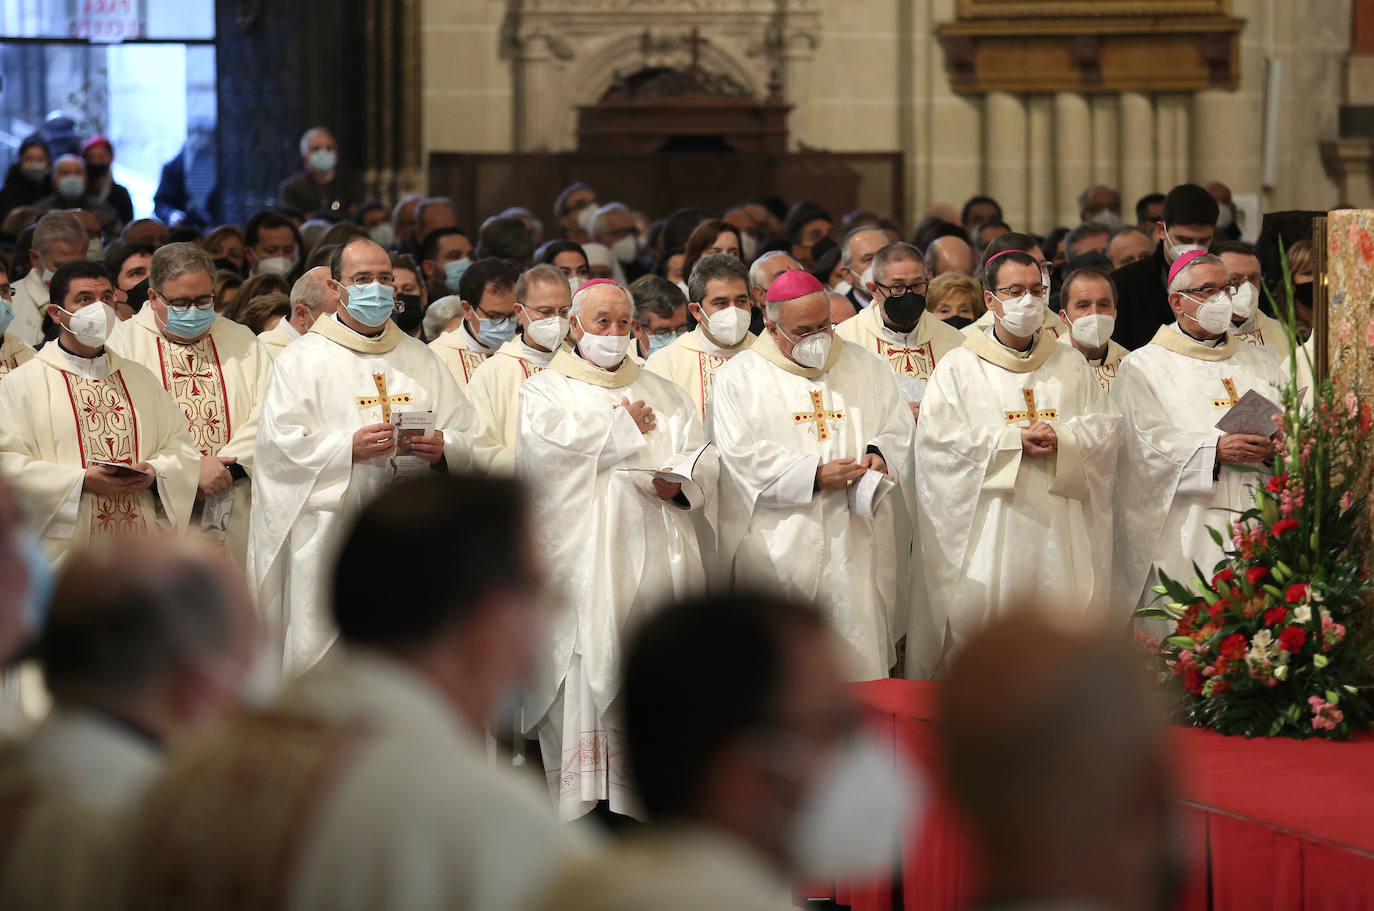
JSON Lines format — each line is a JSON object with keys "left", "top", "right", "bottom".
{"left": 1004, "top": 389, "right": 1058, "bottom": 424}
{"left": 792, "top": 390, "right": 845, "bottom": 441}
{"left": 356, "top": 373, "right": 413, "bottom": 422}
{"left": 1212, "top": 377, "right": 1240, "bottom": 410}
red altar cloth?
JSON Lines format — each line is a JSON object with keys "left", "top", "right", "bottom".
{"left": 820, "top": 679, "right": 1374, "bottom": 911}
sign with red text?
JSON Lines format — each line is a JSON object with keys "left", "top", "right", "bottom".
{"left": 73, "top": 0, "right": 141, "bottom": 43}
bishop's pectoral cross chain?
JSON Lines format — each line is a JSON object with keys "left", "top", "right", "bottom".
{"left": 356, "top": 373, "right": 413, "bottom": 422}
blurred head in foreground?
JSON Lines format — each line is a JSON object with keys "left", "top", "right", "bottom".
{"left": 942, "top": 612, "right": 1177, "bottom": 911}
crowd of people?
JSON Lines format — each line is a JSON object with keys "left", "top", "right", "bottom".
{"left": 0, "top": 123, "right": 1315, "bottom": 909}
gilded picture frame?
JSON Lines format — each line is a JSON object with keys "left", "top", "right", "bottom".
{"left": 956, "top": 0, "right": 1230, "bottom": 18}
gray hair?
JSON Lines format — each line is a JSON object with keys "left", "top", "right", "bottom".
{"left": 415, "top": 197, "right": 457, "bottom": 233}
{"left": 1111, "top": 225, "right": 1152, "bottom": 241}
{"left": 1076, "top": 184, "right": 1120, "bottom": 212}
{"left": 1167, "top": 253, "right": 1224, "bottom": 295}
{"left": 515, "top": 264, "right": 569, "bottom": 302}
{"left": 290, "top": 266, "right": 338, "bottom": 315}
{"left": 150, "top": 242, "right": 216, "bottom": 294}
{"left": 840, "top": 226, "right": 886, "bottom": 269}
{"left": 589, "top": 202, "right": 632, "bottom": 238}
{"left": 391, "top": 192, "right": 422, "bottom": 225}
{"left": 687, "top": 252, "right": 749, "bottom": 303}
{"left": 871, "top": 241, "right": 923, "bottom": 285}
{"left": 299, "top": 126, "right": 333, "bottom": 156}
{"left": 424, "top": 294, "right": 465, "bottom": 340}
{"left": 748, "top": 251, "right": 796, "bottom": 291}
{"left": 33, "top": 211, "right": 87, "bottom": 255}
{"left": 1064, "top": 221, "right": 1112, "bottom": 259}
{"left": 764, "top": 289, "right": 825, "bottom": 323}
{"left": 571, "top": 278, "right": 634, "bottom": 321}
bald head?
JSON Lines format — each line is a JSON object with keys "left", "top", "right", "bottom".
{"left": 290, "top": 265, "right": 343, "bottom": 332}
{"left": 924, "top": 236, "right": 975, "bottom": 278}
{"left": 943, "top": 612, "right": 1171, "bottom": 911}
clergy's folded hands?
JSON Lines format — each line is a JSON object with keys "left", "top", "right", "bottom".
{"left": 1020, "top": 422, "right": 1058, "bottom": 456}
{"left": 83, "top": 461, "right": 156, "bottom": 495}
{"left": 816, "top": 457, "right": 867, "bottom": 490}
{"left": 352, "top": 421, "right": 397, "bottom": 461}
{"left": 1216, "top": 432, "right": 1274, "bottom": 464}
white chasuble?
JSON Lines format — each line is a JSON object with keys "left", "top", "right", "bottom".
{"left": 429, "top": 324, "right": 494, "bottom": 392}
{"left": 643, "top": 327, "right": 755, "bottom": 423}
{"left": 1111, "top": 326, "right": 1284, "bottom": 615}
{"left": 0, "top": 334, "right": 35, "bottom": 381}
{"left": 0, "top": 347, "right": 199, "bottom": 562}
{"left": 915, "top": 329, "right": 1121, "bottom": 661}
{"left": 709, "top": 331, "right": 917, "bottom": 681}
{"left": 835, "top": 305, "right": 964, "bottom": 390}
{"left": 516, "top": 348, "right": 715, "bottom": 821}
{"left": 466, "top": 337, "right": 558, "bottom": 475}
{"left": 1233, "top": 311, "right": 1293, "bottom": 364}
{"left": 249, "top": 317, "right": 479, "bottom": 676}
{"left": 1056, "top": 333, "right": 1129, "bottom": 393}
{"left": 109, "top": 309, "right": 271, "bottom": 562}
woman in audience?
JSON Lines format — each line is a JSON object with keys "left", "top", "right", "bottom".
{"left": 233, "top": 290, "right": 291, "bottom": 335}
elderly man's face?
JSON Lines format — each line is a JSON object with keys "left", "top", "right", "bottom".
{"left": 573, "top": 287, "right": 633, "bottom": 340}
{"left": 561, "top": 188, "right": 596, "bottom": 228}
{"left": 751, "top": 255, "right": 801, "bottom": 307}
{"left": 842, "top": 229, "right": 887, "bottom": 287}
{"left": 151, "top": 267, "right": 215, "bottom": 341}
{"left": 305, "top": 130, "right": 336, "bottom": 158}
{"left": 1068, "top": 229, "right": 1111, "bottom": 259}
{"left": 1168, "top": 262, "right": 1229, "bottom": 338}
{"left": 29, "top": 238, "right": 85, "bottom": 280}
{"left": 1108, "top": 230, "right": 1154, "bottom": 269}
{"left": 54, "top": 156, "right": 86, "bottom": 185}
{"left": 594, "top": 209, "right": 637, "bottom": 247}
{"left": 768, "top": 292, "right": 832, "bottom": 363}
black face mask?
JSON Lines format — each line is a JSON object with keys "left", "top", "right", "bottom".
{"left": 1292, "top": 282, "right": 1314, "bottom": 309}
{"left": 86, "top": 162, "right": 110, "bottom": 180}
{"left": 749, "top": 305, "right": 766, "bottom": 337}
{"left": 882, "top": 291, "right": 926, "bottom": 331}
{"left": 392, "top": 293, "right": 424, "bottom": 333}
{"left": 125, "top": 277, "right": 150, "bottom": 314}
{"left": 943, "top": 314, "right": 975, "bottom": 330}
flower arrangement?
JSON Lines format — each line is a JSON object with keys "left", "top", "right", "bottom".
{"left": 1138, "top": 251, "right": 1374, "bottom": 740}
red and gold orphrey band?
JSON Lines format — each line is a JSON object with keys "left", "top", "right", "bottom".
{"left": 157, "top": 336, "right": 232, "bottom": 457}
{"left": 62, "top": 370, "right": 149, "bottom": 541}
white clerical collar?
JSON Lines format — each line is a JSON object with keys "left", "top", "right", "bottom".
{"left": 520, "top": 338, "right": 557, "bottom": 365}
{"left": 879, "top": 319, "right": 919, "bottom": 347}
{"left": 52, "top": 341, "right": 113, "bottom": 379}
{"left": 459, "top": 321, "right": 494, "bottom": 354}
{"left": 280, "top": 318, "right": 302, "bottom": 340}
{"left": 986, "top": 325, "right": 1033, "bottom": 358}
{"left": 697, "top": 327, "right": 748, "bottom": 357}
{"left": 1170, "top": 321, "right": 1225, "bottom": 347}
{"left": 332, "top": 312, "right": 386, "bottom": 340}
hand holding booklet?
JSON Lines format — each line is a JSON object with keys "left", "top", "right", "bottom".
{"left": 1215, "top": 389, "right": 1286, "bottom": 437}
{"left": 389, "top": 410, "right": 436, "bottom": 479}
{"left": 88, "top": 459, "right": 153, "bottom": 478}
{"left": 618, "top": 442, "right": 713, "bottom": 488}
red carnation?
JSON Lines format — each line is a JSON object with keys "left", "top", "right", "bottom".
{"left": 1246, "top": 566, "right": 1270, "bottom": 586}
{"left": 1264, "top": 606, "right": 1288, "bottom": 626}
{"left": 1279, "top": 626, "right": 1307, "bottom": 654}
{"left": 1271, "top": 518, "right": 1300, "bottom": 537}
{"left": 1286, "top": 583, "right": 1309, "bottom": 604}
{"left": 1184, "top": 666, "right": 1204, "bottom": 694}
{"left": 1220, "top": 633, "right": 1247, "bottom": 661}
{"left": 1212, "top": 569, "right": 1235, "bottom": 587}
{"left": 1266, "top": 475, "right": 1286, "bottom": 493}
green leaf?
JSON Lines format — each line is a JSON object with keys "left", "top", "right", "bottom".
{"left": 1208, "top": 526, "right": 1225, "bottom": 548}
{"left": 1151, "top": 585, "right": 1168, "bottom": 596}
{"left": 1167, "top": 636, "right": 1197, "bottom": 649}
{"left": 1326, "top": 690, "right": 1341, "bottom": 706}
{"left": 1314, "top": 653, "right": 1329, "bottom": 668}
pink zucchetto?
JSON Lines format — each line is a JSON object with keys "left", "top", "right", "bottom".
{"left": 1167, "top": 249, "right": 1210, "bottom": 287}
{"left": 765, "top": 270, "right": 826, "bottom": 303}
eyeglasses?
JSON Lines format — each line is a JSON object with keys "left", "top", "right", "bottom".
{"left": 475, "top": 303, "right": 515, "bottom": 322}
{"left": 158, "top": 292, "right": 215, "bottom": 313}
{"left": 994, "top": 284, "right": 1048, "bottom": 298}
{"left": 874, "top": 279, "right": 929, "bottom": 296}
{"left": 345, "top": 272, "right": 395, "bottom": 286}
{"left": 1179, "top": 285, "right": 1237, "bottom": 299}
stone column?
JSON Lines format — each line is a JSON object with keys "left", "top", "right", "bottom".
{"left": 1119, "top": 92, "right": 1155, "bottom": 217}
{"left": 1027, "top": 94, "right": 1054, "bottom": 233}
{"left": 985, "top": 91, "right": 1027, "bottom": 229}
{"left": 1089, "top": 94, "right": 1121, "bottom": 197}
{"left": 1156, "top": 94, "right": 1191, "bottom": 188}
{"left": 1055, "top": 92, "right": 1093, "bottom": 227}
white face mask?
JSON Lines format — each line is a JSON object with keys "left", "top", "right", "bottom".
{"left": 995, "top": 291, "right": 1046, "bottom": 336}
{"left": 1164, "top": 230, "right": 1208, "bottom": 263}
{"left": 740, "top": 232, "right": 759, "bottom": 261}
{"left": 61, "top": 302, "right": 116, "bottom": 348}
{"left": 610, "top": 234, "right": 638, "bottom": 265}
{"left": 256, "top": 255, "right": 295, "bottom": 277}
{"left": 790, "top": 734, "right": 923, "bottom": 879}
{"left": 675, "top": 280, "right": 690, "bottom": 299}
{"left": 525, "top": 314, "right": 569, "bottom": 351}
{"left": 1085, "top": 209, "right": 1123, "bottom": 230}
{"left": 780, "top": 327, "right": 833, "bottom": 369}
{"left": 368, "top": 223, "right": 396, "bottom": 249}
{"left": 1230, "top": 281, "right": 1259, "bottom": 321}
{"left": 1188, "top": 291, "right": 1233, "bottom": 335}
{"left": 705, "top": 305, "right": 752, "bottom": 348}
{"left": 567, "top": 275, "right": 582, "bottom": 295}
{"left": 855, "top": 265, "right": 874, "bottom": 302}
{"left": 832, "top": 279, "right": 852, "bottom": 297}
{"left": 87, "top": 238, "right": 104, "bottom": 259}
{"left": 577, "top": 323, "right": 632, "bottom": 369}
{"left": 575, "top": 205, "right": 597, "bottom": 232}
{"left": 1216, "top": 205, "right": 1235, "bottom": 231}
{"left": 1069, "top": 312, "right": 1116, "bottom": 349}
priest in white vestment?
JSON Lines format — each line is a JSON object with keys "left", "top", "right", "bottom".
{"left": 108, "top": 243, "right": 271, "bottom": 563}
{"left": 963, "top": 234, "right": 1070, "bottom": 340}
{"left": 1215, "top": 240, "right": 1292, "bottom": 364}
{"left": 916, "top": 251, "right": 1121, "bottom": 663}
{"left": 517, "top": 278, "right": 716, "bottom": 822}
{"left": 835, "top": 241, "right": 964, "bottom": 421}
{"left": 259, "top": 265, "right": 342, "bottom": 359}
{"left": 709, "top": 270, "right": 918, "bottom": 681}
{"left": 8, "top": 212, "right": 87, "bottom": 348}
{"left": 645, "top": 253, "right": 757, "bottom": 423}
{"left": 0, "top": 262, "right": 198, "bottom": 562}
{"left": 0, "top": 270, "right": 36, "bottom": 380}
{"left": 1056, "top": 265, "right": 1129, "bottom": 392}
{"left": 1112, "top": 251, "right": 1285, "bottom": 618}
{"left": 250, "top": 238, "right": 479, "bottom": 676}
{"left": 429, "top": 258, "right": 520, "bottom": 390}
{"left": 123, "top": 475, "right": 577, "bottom": 911}
{"left": 466, "top": 264, "right": 571, "bottom": 474}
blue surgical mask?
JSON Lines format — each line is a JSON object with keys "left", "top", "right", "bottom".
{"left": 164, "top": 303, "right": 217, "bottom": 340}
{"left": 0, "top": 299, "right": 13, "bottom": 337}
{"left": 346, "top": 282, "right": 395, "bottom": 327}
{"left": 443, "top": 258, "right": 470, "bottom": 293}
{"left": 477, "top": 316, "right": 517, "bottom": 349}
{"left": 308, "top": 149, "right": 337, "bottom": 173}
{"left": 57, "top": 174, "right": 85, "bottom": 199}
{"left": 648, "top": 330, "right": 682, "bottom": 354}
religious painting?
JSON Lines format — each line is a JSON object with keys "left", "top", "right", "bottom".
{"left": 956, "top": 0, "right": 1230, "bottom": 17}
{"left": 1325, "top": 210, "right": 1374, "bottom": 397}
